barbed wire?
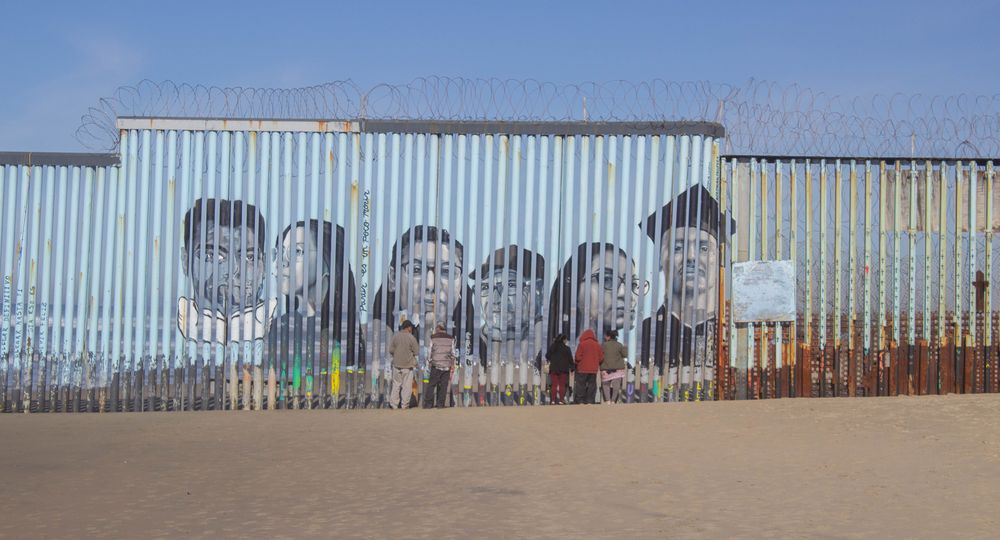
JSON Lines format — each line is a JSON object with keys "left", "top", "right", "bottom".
{"left": 77, "top": 77, "right": 1000, "bottom": 158}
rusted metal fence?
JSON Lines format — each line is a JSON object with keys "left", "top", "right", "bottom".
{"left": 719, "top": 157, "right": 999, "bottom": 399}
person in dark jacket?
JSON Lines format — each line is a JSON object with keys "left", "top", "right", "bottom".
{"left": 545, "top": 334, "right": 573, "bottom": 404}
{"left": 573, "top": 329, "right": 603, "bottom": 404}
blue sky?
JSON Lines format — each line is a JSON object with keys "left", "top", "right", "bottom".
{"left": 2, "top": 0, "right": 998, "bottom": 152}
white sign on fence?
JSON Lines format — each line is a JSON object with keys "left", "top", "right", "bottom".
{"left": 732, "top": 260, "right": 796, "bottom": 323}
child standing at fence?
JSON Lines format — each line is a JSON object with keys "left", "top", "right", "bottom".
{"left": 545, "top": 334, "right": 573, "bottom": 404}
{"left": 600, "top": 330, "right": 628, "bottom": 403}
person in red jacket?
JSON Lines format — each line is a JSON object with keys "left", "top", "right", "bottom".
{"left": 573, "top": 329, "right": 603, "bottom": 404}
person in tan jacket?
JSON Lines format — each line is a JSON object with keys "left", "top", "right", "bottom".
{"left": 389, "top": 320, "right": 420, "bottom": 409}
{"left": 600, "top": 329, "right": 628, "bottom": 403}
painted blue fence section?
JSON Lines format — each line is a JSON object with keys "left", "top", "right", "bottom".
{"left": 0, "top": 154, "right": 120, "bottom": 411}
{"left": 0, "top": 119, "right": 724, "bottom": 411}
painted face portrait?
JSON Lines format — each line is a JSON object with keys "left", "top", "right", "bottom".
{"left": 268, "top": 220, "right": 364, "bottom": 368}
{"left": 178, "top": 198, "right": 273, "bottom": 344}
{"left": 372, "top": 226, "right": 472, "bottom": 344}
{"left": 641, "top": 183, "right": 731, "bottom": 324}
{"left": 576, "top": 247, "right": 647, "bottom": 332}
{"left": 183, "top": 199, "right": 266, "bottom": 316}
{"left": 662, "top": 227, "right": 719, "bottom": 315}
{"left": 550, "top": 242, "right": 647, "bottom": 341}
{"left": 397, "top": 241, "right": 462, "bottom": 327}
{"left": 276, "top": 223, "right": 329, "bottom": 312}
{"left": 474, "top": 245, "right": 546, "bottom": 343}
{"left": 478, "top": 269, "right": 544, "bottom": 342}
{"left": 190, "top": 226, "right": 264, "bottom": 312}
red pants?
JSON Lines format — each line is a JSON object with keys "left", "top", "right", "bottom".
{"left": 550, "top": 372, "right": 569, "bottom": 403}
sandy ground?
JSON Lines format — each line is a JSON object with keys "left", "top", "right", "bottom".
{"left": 2, "top": 395, "right": 1000, "bottom": 539}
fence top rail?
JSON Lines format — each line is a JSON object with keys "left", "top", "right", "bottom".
{"left": 116, "top": 117, "right": 361, "bottom": 133}
{"left": 0, "top": 152, "right": 119, "bottom": 167}
{"left": 116, "top": 117, "right": 725, "bottom": 137}
{"left": 722, "top": 154, "right": 1000, "bottom": 165}
{"left": 359, "top": 119, "right": 724, "bottom": 137}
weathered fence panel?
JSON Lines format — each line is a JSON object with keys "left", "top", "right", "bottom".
{"left": 723, "top": 157, "right": 998, "bottom": 399}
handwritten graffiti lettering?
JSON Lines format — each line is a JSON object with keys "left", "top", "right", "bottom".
{"left": 26, "top": 286, "right": 35, "bottom": 317}
{"left": 358, "top": 189, "right": 371, "bottom": 311}
{"left": 37, "top": 302, "right": 48, "bottom": 354}
{"left": 359, "top": 282, "right": 368, "bottom": 312}
{"left": 13, "top": 283, "right": 24, "bottom": 358}
{"left": 23, "top": 285, "right": 36, "bottom": 362}
{"left": 0, "top": 275, "right": 11, "bottom": 357}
